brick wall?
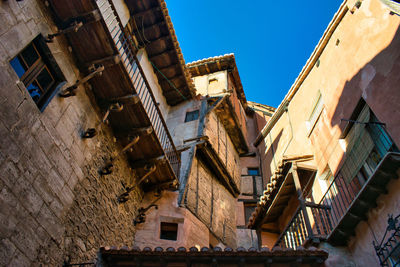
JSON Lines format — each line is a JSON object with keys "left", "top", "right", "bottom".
{"left": 185, "top": 156, "right": 237, "bottom": 247}
{"left": 0, "top": 1, "right": 143, "bottom": 265}
{"left": 204, "top": 111, "right": 241, "bottom": 189}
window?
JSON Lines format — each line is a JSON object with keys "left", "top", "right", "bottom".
{"left": 160, "top": 222, "right": 178, "bottom": 241}
{"left": 306, "top": 91, "right": 324, "bottom": 133}
{"left": 10, "top": 36, "right": 64, "bottom": 111}
{"left": 380, "top": 0, "right": 400, "bottom": 15}
{"left": 185, "top": 110, "right": 199, "bottom": 122}
{"left": 248, "top": 168, "right": 260, "bottom": 176}
{"left": 340, "top": 101, "right": 397, "bottom": 184}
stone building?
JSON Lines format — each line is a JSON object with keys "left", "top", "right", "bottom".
{"left": 248, "top": 0, "right": 400, "bottom": 266}
{"left": 1, "top": 0, "right": 399, "bottom": 266}
{"left": 0, "top": 0, "right": 309, "bottom": 266}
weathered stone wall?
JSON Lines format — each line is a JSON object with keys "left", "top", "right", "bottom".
{"left": 0, "top": 1, "right": 143, "bottom": 266}
{"left": 185, "top": 155, "right": 237, "bottom": 247}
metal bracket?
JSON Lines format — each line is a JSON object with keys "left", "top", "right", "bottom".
{"left": 59, "top": 64, "right": 104, "bottom": 97}
{"left": 117, "top": 164, "right": 156, "bottom": 203}
{"left": 46, "top": 21, "right": 83, "bottom": 43}
{"left": 99, "top": 162, "right": 113, "bottom": 176}
{"left": 133, "top": 195, "right": 161, "bottom": 225}
{"left": 82, "top": 102, "right": 124, "bottom": 139}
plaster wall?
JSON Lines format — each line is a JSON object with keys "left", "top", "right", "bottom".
{"left": 111, "top": 0, "right": 130, "bottom": 26}
{"left": 0, "top": 1, "right": 143, "bottom": 265}
{"left": 137, "top": 49, "right": 170, "bottom": 119}
{"left": 256, "top": 0, "right": 400, "bottom": 263}
{"left": 193, "top": 71, "right": 228, "bottom": 96}
{"left": 133, "top": 191, "right": 209, "bottom": 249}
{"left": 166, "top": 99, "right": 200, "bottom": 147}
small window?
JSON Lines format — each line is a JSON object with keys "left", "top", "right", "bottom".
{"left": 160, "top": 222, "right": 178, "bottom": 241}
{"left": 10, "top": 36, "right": 64, "bottom": 111}
{"left": 185, "top": 110, "right": 199, "bottom": 122}
{"left": 306, "top": 91, "right": 324, "bottom": 132}
{"left": 248, "top": 168, "right": 260, "bottom": 176}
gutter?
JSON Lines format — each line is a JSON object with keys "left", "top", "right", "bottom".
{"left": 253, "top": 1, "right": 349, "bottom": 147}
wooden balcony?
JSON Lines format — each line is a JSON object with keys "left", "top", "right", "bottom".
{"left": 275, "top": 124, "right": 400, "bottom": 248}
{"left": 47, "top": 0, "right": 182, "bottom": 191}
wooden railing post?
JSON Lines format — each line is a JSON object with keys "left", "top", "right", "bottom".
{"left": 291, "top": 163, "right": 316, "bottom": 244}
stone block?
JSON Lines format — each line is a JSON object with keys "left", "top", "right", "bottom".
{"left": 43, "top": 168, "right": 66, "bottom": 198}
{"left": 0, "top": 160, "right": 20, "bottom": 188}
{"left": 0, "top": 120, "right": 21, "bottom": 163}
{"left": 7, "top": 249, "right": 30, "bottom": 267}
{"left": 32, "top": 122, "right": 54, "bottom": 154}
{"left": 0, "top": 3, "right": 17, "bottom": 36}
{"left": 0, "top": 21, "right": 32, "bottom": 59}
{"left": 58, "top": 184, "right": 75, "bottom": 208}
{"left": 36, "top": 204, "right": 64, "bottom": 241}
{"left": 48, "top": 145, "right": 73, "bottom": 181}
{"left": 0, "top": 238, "right": 17, "bottom": 266}
{"left": 0, "top": 186, "right": 26, "bottom": 238}
{"left": 10, "top": 215, "right": 43, "bottom": 261}
{"left": 12, "top": 175, "right": 44, "bottom": 216}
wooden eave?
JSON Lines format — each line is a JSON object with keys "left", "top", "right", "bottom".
{"left": 47, "top": 0, "right": 179, "bottom": 191}
{"left": 99, "top": 246, "right": 329, "bottom": 266}
{"left": 125, "top": 0, "right": 195, "bottom": 106}
{"left": 187, "top": 54, "right": 248, "bottom": 110}
{"left": 248, "top": 155, "right": 315, "bottom": 229}
{"left": 196, "top": 141, "right": 240, "bottom": 197}
{"left": 213, "top": 97, "right": 249, "bottom": 154}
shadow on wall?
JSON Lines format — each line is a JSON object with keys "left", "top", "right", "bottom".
{"left": 330, "top": 25, "right": 400, "bottom": 145}
{"left": 261, "top": 129, "right": 283, "bottom": 185}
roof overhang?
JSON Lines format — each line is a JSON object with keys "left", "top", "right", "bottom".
{"left": 125, "top": 0, "right": 196, "bottom": 105}
{"left": 248, "top": 155, "right": 315, "bottom": 229}
{"left": 98, "top": 246, "right": 329, "bottom": 266}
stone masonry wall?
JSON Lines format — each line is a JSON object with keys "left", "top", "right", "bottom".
{"left": 0, "top": 1, "right": 142, "bottom": 266}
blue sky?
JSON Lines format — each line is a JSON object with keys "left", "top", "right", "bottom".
{"left": 166, "top": 1, "right": 343, "bottom": 107}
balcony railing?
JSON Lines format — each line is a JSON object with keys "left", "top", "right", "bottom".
{"left": 276, "top": 203, "right": 332, "bottom": 249}
{"left": 276, "top": 123, "right": 398, "bottom": 248}
{"left": 96, "top": 0, "right": 180, "bottom": 177}
{"left": 374, "top": 213, "right": 400, "bottom": 267}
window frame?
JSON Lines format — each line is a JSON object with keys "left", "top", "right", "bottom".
{"left": 184, "top": 110, "right": 200, "bottom": 123}
{"left": 247, "top": 167, "right": 260, "bottom": 176}
{"left": 306, "top": 90, "right": 324, "bottom": 135}
{"left": 160, "top": 222, "right": 178, "bottom": 241}
{"left": 9, "top": 35, "right": 65, "bottom": 112}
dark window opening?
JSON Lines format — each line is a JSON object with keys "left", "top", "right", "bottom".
{"left": 10, "top": 35, "right": 65, "bottom": 111}
{"left": 185, "top": 110, "right": 199, "bottom": 122}
{"left": 160, "top": 222, "right": 178, "bottom": 241}
{"left": 248, "top": 168, "right": 260, "bottom": 176}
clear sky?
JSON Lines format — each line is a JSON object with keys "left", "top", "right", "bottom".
{"left": 165, "top": 1, "right": 343, "bottom": 108}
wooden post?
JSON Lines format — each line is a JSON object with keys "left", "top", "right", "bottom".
{"left": 291, "top": 163, "right": 314, "bottom": 244}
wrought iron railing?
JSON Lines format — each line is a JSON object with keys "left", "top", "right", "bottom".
{"left": 374, "top": 213, "right": 400, "bottom": 267}
{"left": 318, "top": 123, "right": 397, "bottom": 233}
{"left": 276, "top": 203, "right": 332, "bottom": 248}
{"left": 95, "top": 0, "right": 180, "bottom": 178}
{"left": 276, "top": 123, "right": 397, "bottom": 248}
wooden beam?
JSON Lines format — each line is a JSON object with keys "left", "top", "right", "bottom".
{"left": 132, "top": 20, "right": 166, "bottom": 35}
{"left": 292, "top": 163, "right": 314, "bottom": 240}
{"left": 131, "top": 6, "right": 161, "bottom": 17}
{"left": 130, "top": 155, "right": 165, "bottom": 169}
{"left": 157, "top": 63, "right": 181, "bottom": 73}
{"left": 148, "top": 34, "right": 171, "bottom": 43}
{"left": 149, "top": 48, "right": 176, "bottom": 61}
